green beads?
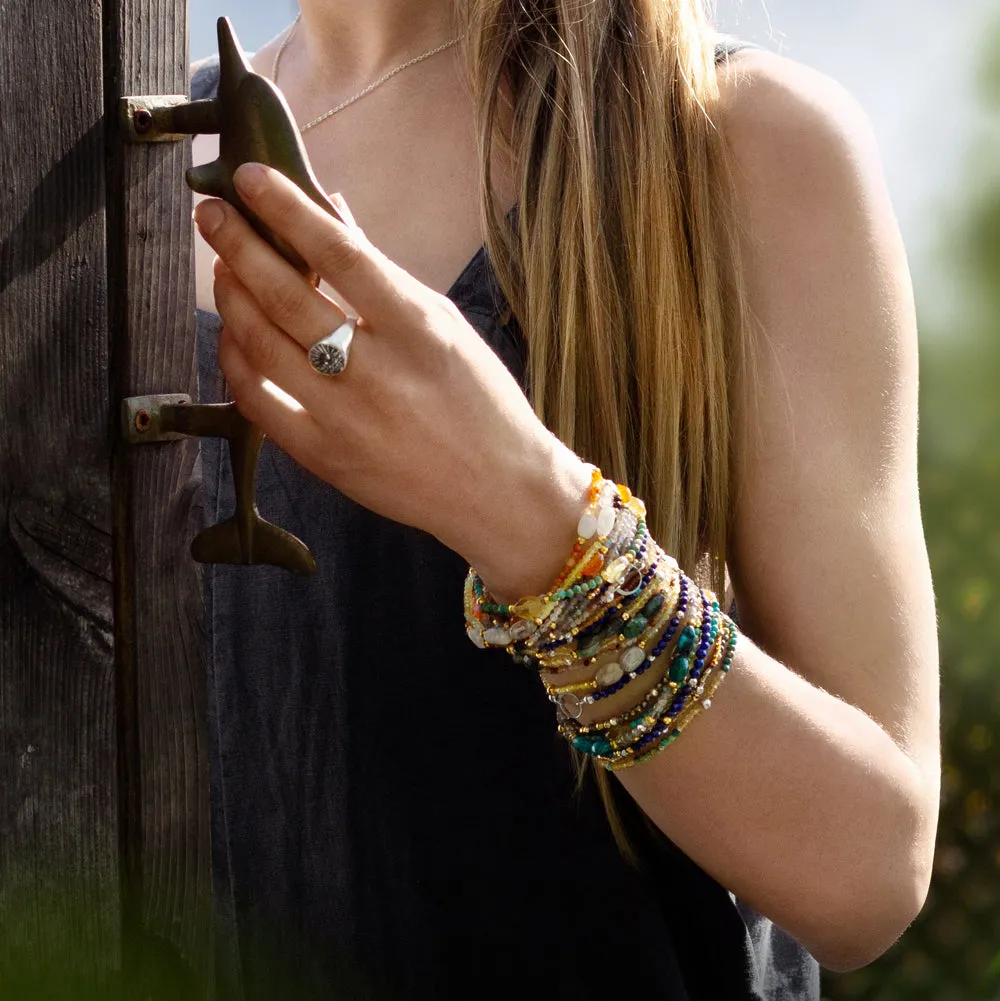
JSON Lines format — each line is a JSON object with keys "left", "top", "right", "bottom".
{"left": 676, "top": 625, "right": 697, "bottom": 655}
{"left": 622, "top": 615, "right": 648, "bottom": 639}
{"left": 572, "top": 734, "right": 612, "bottom": 756}
{"left": 641, "top": 593, "right": 666, "bottom": 619}
{"left": 669, "top": 656, "right": 690, "bottom": 684}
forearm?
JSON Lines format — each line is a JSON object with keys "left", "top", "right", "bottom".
{"left": 609, "top": 632, "right": 929, "bottom": 971}
{"left": 468, "top": 460, "right": 931, "bottom": 973}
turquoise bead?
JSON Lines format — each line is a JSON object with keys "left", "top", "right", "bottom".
{"left": 676, "top": 626, "right": 697, "bottom": 655}
{"left": 572, "top": 734, "right": 611, "bottom": 756}
{"left": 669, "top": 656, "right": 690, "bottom": 684}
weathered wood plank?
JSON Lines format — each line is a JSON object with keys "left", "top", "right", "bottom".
{"left": 0, "top": 1, "right": 120, "bottom": 993}
{"left": 105, "top": 0, "right": 214, "bottom": 994}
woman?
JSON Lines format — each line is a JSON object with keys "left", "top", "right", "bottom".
{"left": 189, "top": 1, "right": 940, "bottom": 998}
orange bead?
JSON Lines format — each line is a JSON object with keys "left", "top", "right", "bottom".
{"left": 582, "top": 553, "right": 605, "bottom": 577}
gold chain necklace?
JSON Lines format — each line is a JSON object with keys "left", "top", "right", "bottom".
{"left": 271, "top": 13, "right": 460, "bottom": 133}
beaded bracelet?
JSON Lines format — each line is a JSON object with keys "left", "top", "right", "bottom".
{"left": 548, "top": 577, "right": 711, "bottom": 737}
{"left": 564, "top": 588, "right": 720, "bottom": 752}
{"left": 608, "top": 622, "right": 738, "bottom": 772}
{"left": 601, "top": 599, "right": 737, "bottom": 767}
{"left": 464, "top": 468, "right": 740, "bottom": 770}
{"left": 543, "top": 571, "right": 686, "bottom": 710}
{"left": 574, "top": 603, "right": 732, "bottom": 764}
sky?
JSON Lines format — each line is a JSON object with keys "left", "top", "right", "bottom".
{"left": 190, "top": 1, "right": 998, "bottom": 324}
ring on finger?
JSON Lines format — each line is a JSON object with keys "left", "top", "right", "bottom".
{"left": 308, "top": 316, "right": 357, "bottom": 376}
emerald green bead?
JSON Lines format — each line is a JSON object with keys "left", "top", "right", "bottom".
{"left": 669, "top": 656, "right": 690, "bottom": 683}
{"left": 676, "top": 626, "right": 697, "bottom": 655}
{"left": 622, "top": 615, "right": 647, "bottom": 639}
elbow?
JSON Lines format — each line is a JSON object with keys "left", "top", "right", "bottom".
{"left": 809, "top": 874, "right": 930, "bottom": 973}
{"left": 805, "top": 761, "right": 937, "bottom": 972}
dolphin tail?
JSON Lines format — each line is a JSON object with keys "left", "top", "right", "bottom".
{"left": 190, "top": 515, "right": 317, "bottom": 576}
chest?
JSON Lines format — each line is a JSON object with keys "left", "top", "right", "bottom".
{"left": 193, "top": 68, "right": 517, "bottom": 313}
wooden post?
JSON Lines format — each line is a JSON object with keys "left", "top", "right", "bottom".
{"left": 0, "top": 0, "right": 213, "bottom": 995}
{"left": 0, "top": 1, "right": 119, "bottom": 993}
{"left": 105, "top": 0, "right": 214, "bottom": 995}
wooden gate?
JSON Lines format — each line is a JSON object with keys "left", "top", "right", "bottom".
{"left": 0, "top": 0, "right": 212, "bottom": 995}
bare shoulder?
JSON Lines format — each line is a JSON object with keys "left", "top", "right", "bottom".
{"left": 714, "top": 47, "right": 885, "bottom": 198}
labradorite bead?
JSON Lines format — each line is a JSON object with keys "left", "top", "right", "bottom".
{"left": 578, "top": 637, "right": 602, "bottom": 659}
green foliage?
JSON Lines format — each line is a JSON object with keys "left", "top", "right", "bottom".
{"left": 823, "top": 15, "right": 1000, "bottom": 1001}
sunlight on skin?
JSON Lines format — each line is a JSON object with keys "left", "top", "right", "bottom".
{"left": 261, "top": 378, "right": 304, "bottom": 411}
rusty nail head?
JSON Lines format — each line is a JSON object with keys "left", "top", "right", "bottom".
{"left": 133, "top": 107, "right": 154, "bottom": 133}
{"left": 134, "top": 410, "right": 152, "bottom": 433}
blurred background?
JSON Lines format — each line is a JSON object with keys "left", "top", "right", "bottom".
{"left": 191, "top": 3, "right": 1000, "bottom": 998}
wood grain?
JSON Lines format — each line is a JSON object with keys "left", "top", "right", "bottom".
{"left": 105, "top": 0, "right": 214, "bottom": 995}
{"left": 0, "top": 1, "right": 120, "bottom": 993}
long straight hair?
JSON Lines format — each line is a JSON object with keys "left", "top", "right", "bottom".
{"left": 455, "top": 0, "right": 756, "bottom": 854}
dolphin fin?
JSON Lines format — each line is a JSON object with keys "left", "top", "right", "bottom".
{"left": 191, "top": 515, "right": 317, "bottom": 576}
{"left": 186, "top": 159, "right": 226, "bottom": 197}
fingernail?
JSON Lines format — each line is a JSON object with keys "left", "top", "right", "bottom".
{"left": 234, "top": 162, "right": 266, "bottom": 199}
{"left": 330, "top": 192, "right": 356, "bottom": 228}
{"left": 194, "top": 200, "right": 225, "bottom": 237}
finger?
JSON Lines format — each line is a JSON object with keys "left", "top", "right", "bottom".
{"left": 196, "top": 197, "right": 347, "bottom": 350}
{"left": 217, "top": 326, "right": 334, "bottom": 477}
{"left": 214, "top": 265, "right": 355, "bottom": 412}
{"left": 329, "top": 191, "right": 357, "bottom": 229}
{"left": 232, "top": 162, "right": 423, "bottom": 327}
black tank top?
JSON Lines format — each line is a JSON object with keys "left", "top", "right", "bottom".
{"left": 191, "top": 37, "right": 820, "bottom": 1001}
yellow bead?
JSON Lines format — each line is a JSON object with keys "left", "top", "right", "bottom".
{"left": 602, "top": 556, "right": 630, "bottom": 583}
{"left": 513, "top": 595, "right": 547, "bottom": 620}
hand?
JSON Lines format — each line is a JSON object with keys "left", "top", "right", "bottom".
{"left": 193, "top": 162, "right": 591, "bottom": 597}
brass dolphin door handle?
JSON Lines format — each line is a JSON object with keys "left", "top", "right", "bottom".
{"left": 121, "top": 16, "right": 346, "bottom": 574}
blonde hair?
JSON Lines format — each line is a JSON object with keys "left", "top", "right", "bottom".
{"left": 456, "top": 0, "right": 755, "bottom": 857}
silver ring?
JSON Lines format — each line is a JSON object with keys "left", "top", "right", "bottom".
{"left": 308, "top": 316, "right": 356, "bottom": 376}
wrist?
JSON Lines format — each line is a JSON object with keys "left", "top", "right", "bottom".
{"left": 453, "top": 435, "right": 593, "bottom": 603}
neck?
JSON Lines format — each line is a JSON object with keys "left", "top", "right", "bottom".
{"left": 292, "top": 0, "right": 459, "bottom": 84}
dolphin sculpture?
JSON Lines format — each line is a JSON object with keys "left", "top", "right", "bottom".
{"left": 187, "top": 16, "right": 347, "bottom": 272}
{"left": 133, "top": 17, "right": 349, "bottom": 575}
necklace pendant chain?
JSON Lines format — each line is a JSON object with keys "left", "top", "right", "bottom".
{"left": 271, "top": 13, "right": 460, "bottom": 133}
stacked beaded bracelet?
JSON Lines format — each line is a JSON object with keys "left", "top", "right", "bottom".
{"left": 464, "top": 469, "right": 739, "bottom": 770}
